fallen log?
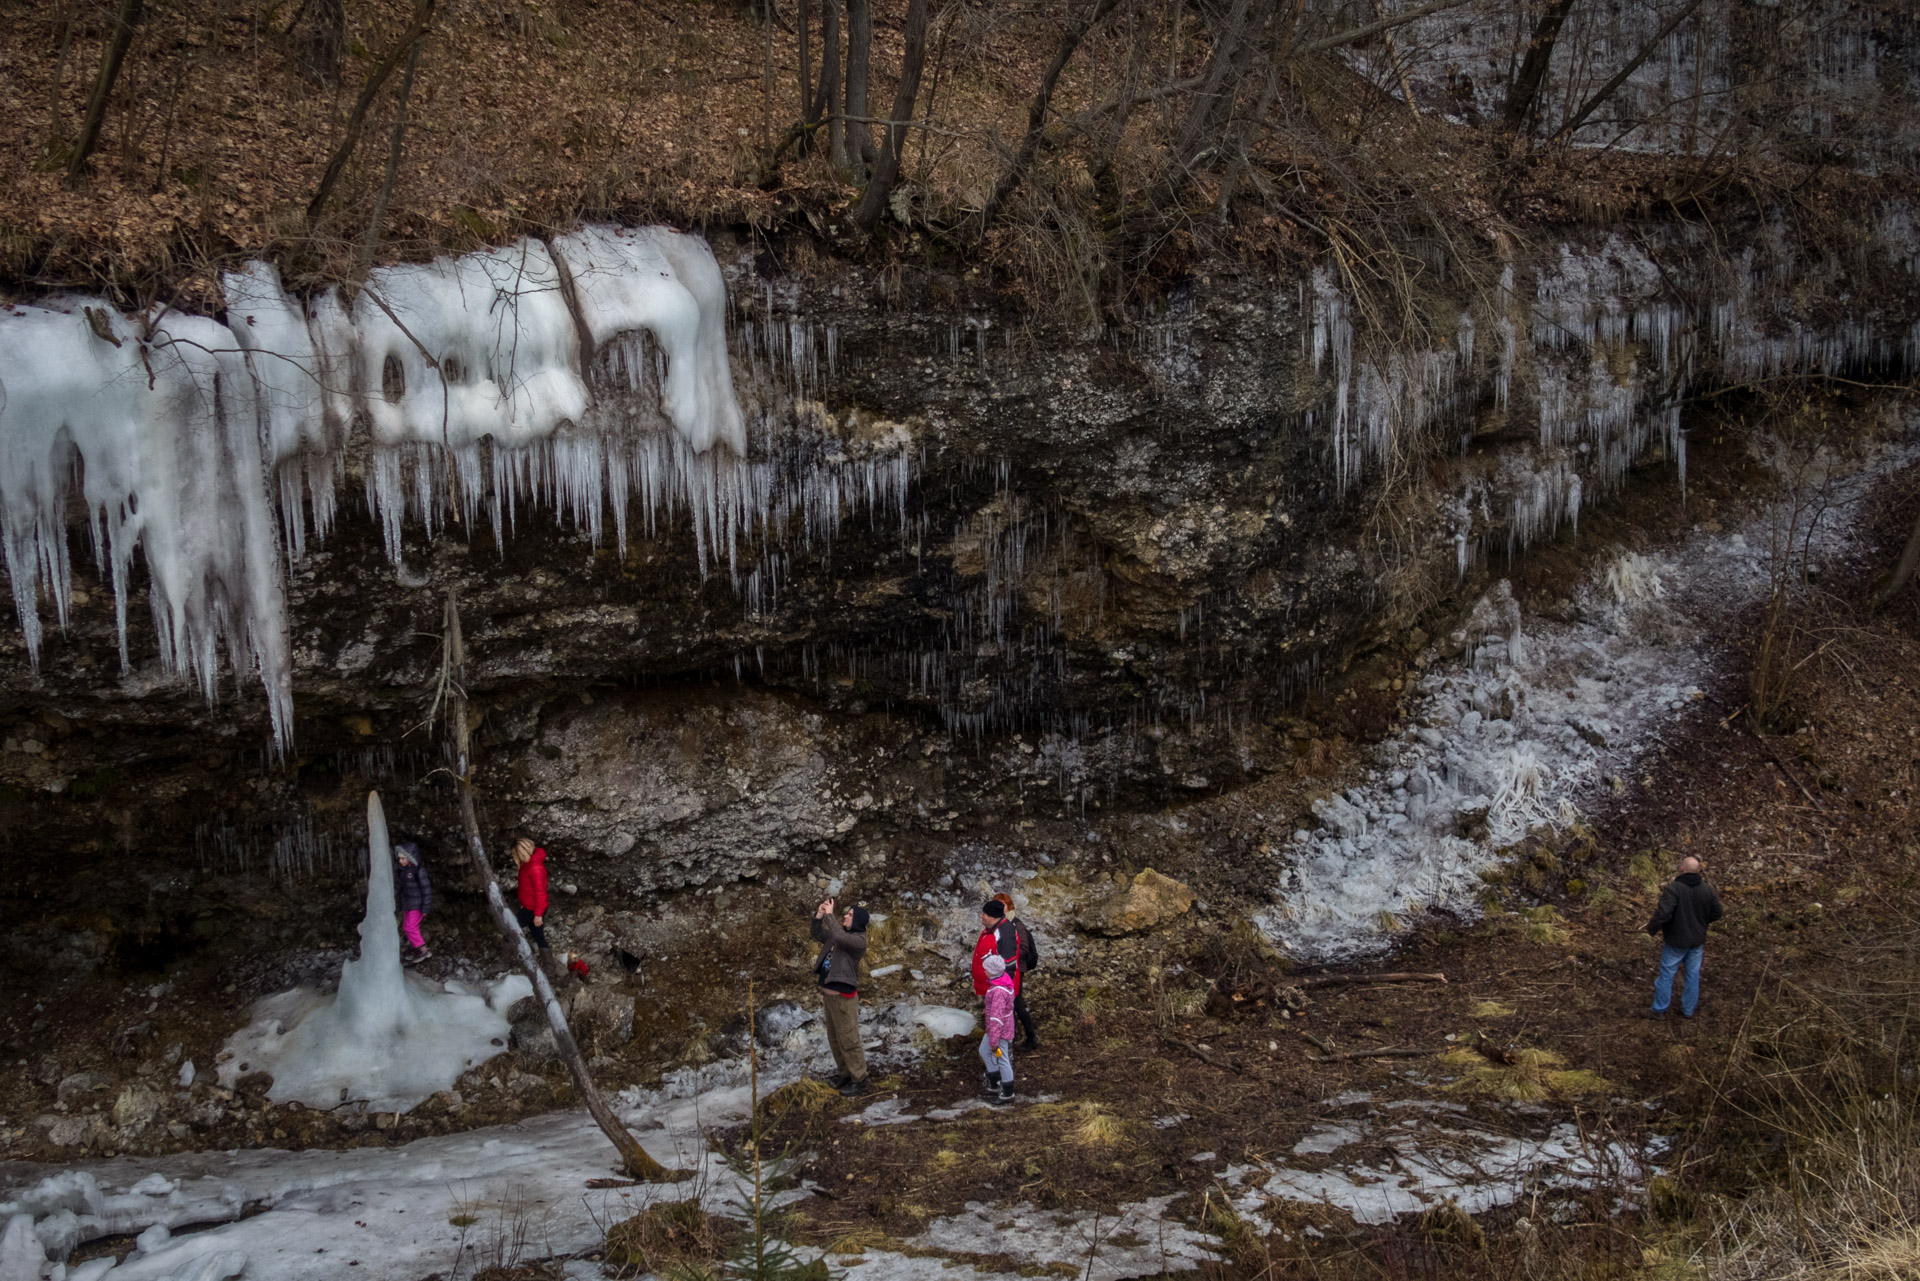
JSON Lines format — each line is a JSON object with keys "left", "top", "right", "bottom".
{"left": 1158, "top": 1032, "right": 1253, "bottom": 1076}
{"left": 1308, "top": 1046, "right": 1444, "bottom": 1063}
{"left": 1296, "top": 972, "right": 1447, "bottom": 989}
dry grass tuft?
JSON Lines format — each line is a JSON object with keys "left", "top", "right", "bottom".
{"left": 1440, "top": 1045, "right": 1611, "bottom": 1102}
{"left": 1702, "top": 923, "right": 1920, "bottom": 1281}
{"left": 762, "top": 1078, "right": 843, "bottom": 1121}
{"left": 604, "top": 1199, "right": 728, "bottom": 1276}
{"left": 1470, "top": 1000, "right": 1518, "bottom": 1019}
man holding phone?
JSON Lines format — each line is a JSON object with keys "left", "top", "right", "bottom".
{"left": 811, "top": 896, "right": 870, "bottom": 1096}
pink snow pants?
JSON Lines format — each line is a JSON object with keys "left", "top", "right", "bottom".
{"left": 401, "top": 911, "right": 425, "bottom": 948}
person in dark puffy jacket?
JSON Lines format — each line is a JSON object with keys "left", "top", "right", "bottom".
{"left": 395, "top": 841, "right": 433, "bottom": 963}
{"left": 992, "top": 892, "right": 1041, "bottom": 1051}
{"left": 1645, "top": 856, "right": 1724, "bottom": 1019}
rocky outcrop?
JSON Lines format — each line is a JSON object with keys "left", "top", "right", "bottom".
{"left": 1076, "top": 869, "right": 1196, "bottom": 936}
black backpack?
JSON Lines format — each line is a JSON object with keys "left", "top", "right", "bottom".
{"left": 1014, "top": 920, "right": 1039, "bottom": 973}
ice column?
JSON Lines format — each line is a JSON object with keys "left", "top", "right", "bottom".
{"left": 218, "top": 791, "right": 528, "bottom": 1111}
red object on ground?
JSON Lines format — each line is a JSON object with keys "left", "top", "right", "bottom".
{"left": 568, "top": 957, "right": 590, "bottom": 978}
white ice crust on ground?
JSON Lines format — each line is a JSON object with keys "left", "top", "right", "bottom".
{"left": 1225, "top": 1101, "right": 1663, "bottom": 1227}
{"left": 0, "top": 1005, "right": 982, "bottom": 1281}
{"left": 0, "top": 227, "right": 745, "bottom": 751}
{"left": 1264, "top": 434, "right": 1916, "bottom": 961}
{"left": 216, "top": 793, "right": 527, "bottom": 1112}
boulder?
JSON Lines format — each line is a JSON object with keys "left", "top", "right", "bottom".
{"left": 1075, "top": 869, "right": 1196, "bottom": 936}
{"left": 567, "top": 984, "right": 636, "bottom": 1050}
{"left": 111, "top": 1084, "right": 163, "bottom": 1130}
{"left": 508, "top": 1001, "right": 560, "bottom": 1064}
{"left": 55, "top": 1071, "right": 112, "bottom": 1106}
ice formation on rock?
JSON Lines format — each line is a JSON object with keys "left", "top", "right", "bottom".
{"left": 0, "top": 227, "right": 751, "bottom": 751}
{"left": 1265, "top": 435, "right": 1912, "bottom": 960}
{"left": 218, "top": 791, "right": 528, "bottom": 1111}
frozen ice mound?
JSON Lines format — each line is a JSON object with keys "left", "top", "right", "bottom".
{"left": 218, "top": 792, "right": 525, "bottom": 1112}
{"left": 911, "top": 1005, "right": 976, "bottom": 1040}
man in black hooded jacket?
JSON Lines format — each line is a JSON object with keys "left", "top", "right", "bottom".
{"left": 1645, "top": 856, "right": 1723, "bottom": 1019}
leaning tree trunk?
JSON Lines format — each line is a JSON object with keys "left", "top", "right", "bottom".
{"left": 442, "top": 595, "right": 672, "bottom": 1182}
{"left": 65, "top": 0, "right": 144, "bottom": 183}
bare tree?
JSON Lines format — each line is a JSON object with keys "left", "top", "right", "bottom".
{"left": 66, "top": 0, "right": 146, "bottom": 183}
{"left": 439, "top": 596, "right": 674, "bottom": 1182}
{"left": 847, "top": 0, "right": 930, "bottom": 235}
{"left": 1502, "top": 0, "right": 1581, "bottom": 140}
{"left": 845, "top": 0, "right": 874, "bottom": 174}
{"left": 307, "top": 0, "right": 438, "bottom": 227}
{"left": 977, "top": 0, "right": 1123, "bottom": 231}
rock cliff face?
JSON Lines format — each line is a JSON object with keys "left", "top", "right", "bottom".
{"left": 0, "top": 216, "right": 1916, "bottom": 915}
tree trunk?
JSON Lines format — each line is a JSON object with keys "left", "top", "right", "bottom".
{"left": 358, "top": 32, "right": 426, "bottom": 274}
{"left": 817, "top": 0, "right": 845, "bottom": 167}
{"left": 307, "top": 0, "right": 437, "bottom": 226}
{"left": 65, "top": 0, "right": 145, "bottom": 184}
{"left": 1501, "top": 0, "right": 1580, "bottom": 139}
{"left": 845, "top": 0, "right": 873, "bottom": 173}
{"left": 1547, "top": 0, "right": 1704, "bottom": 145}
{"left": 1172, "top": 0, "right": 1277, "bottom": 171}
{"left": 797, "top": 0, "right": 815, "bottom": 127}
{"left": 977, "top": 0, "right": 1122, "bottom": 231}
{"left": 442, "top": 596, "right": 673, "bottom": 1182}
{"left": 45, "top": 0, "right": 78, "bottom": 154}
{"left": 1872, "top": 503, "right": 1920, "bottom": 611}
{"left": 846, "top": 0, "right": 928, "bottom": 235}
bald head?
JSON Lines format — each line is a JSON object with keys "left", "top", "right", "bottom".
{"left": 1678, "top": 856, "right": 1702, "bottom": 875}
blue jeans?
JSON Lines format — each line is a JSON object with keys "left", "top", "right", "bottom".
{"left": 1652, "top": 944, "right": 1703, "bottom": 1016}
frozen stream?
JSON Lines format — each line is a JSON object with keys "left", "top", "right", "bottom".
{"left": 1264, "top": 430, "right": 1915, "bottom": 960}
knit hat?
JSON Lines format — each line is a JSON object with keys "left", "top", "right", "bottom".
{"left": 983, "top": 953, "right": 1008, "bottom": 979}
{"left": 848, "top": 905, "right": 870, "bottom": 932}
{"left": 981, "top": 900, "right": 1006, "bottom": 919}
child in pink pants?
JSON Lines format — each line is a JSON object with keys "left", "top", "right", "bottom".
{"left": 394, "top": 841, "right": 434, "bottom": 962}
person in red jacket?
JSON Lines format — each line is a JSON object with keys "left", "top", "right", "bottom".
{"left": 970, "top": 899, "right": 1021, "bottom": 997}
{"left": 511, "top": 838, "right": 555, "bottom": 974}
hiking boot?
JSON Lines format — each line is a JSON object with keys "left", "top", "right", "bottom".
{"left": 1639, "top": 1008, "right": 1670, "bottom": 1020}
{"left": 839, "top": 1077, "right": 867, "bottom": 1098}
{"left": 826, "top": 1072, "right": 852, "bottom": 1090}
{"left": 1018, "top": 1036, "right": 1040, "bottom": 1052}
{"left": 990, "top": 1081, "right": 1013, "bottom": 1106}
{"left": 982, "top": 1070, "right": 1000, "bottom": 1094}
{"left": 409, "top": 946, "right": 432, "bottom": 963}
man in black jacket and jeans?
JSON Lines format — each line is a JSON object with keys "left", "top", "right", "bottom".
{"left": 1645, "top": 856, "right": 1724, "bottom": 1019}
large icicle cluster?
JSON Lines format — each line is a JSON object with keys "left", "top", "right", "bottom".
{"left": 0, "top": 226, "right": 749, "bottom": 750}
{"left": 1305, "top": 226, "right": 1919, "bottom": 572}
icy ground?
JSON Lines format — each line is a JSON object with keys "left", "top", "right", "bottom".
{"left": 1264, "top": 434, "right": 1916, "bottom": 960}
{"left": 1224, "top": 1093, "right": 1664, "bottom": 1226}
{"left": 0, "top": 999, "right": 979, "bottom": 1281}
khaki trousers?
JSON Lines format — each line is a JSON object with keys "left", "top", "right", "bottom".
{"left": 821, "top": 990, "right": 866, "bottom": 1082}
